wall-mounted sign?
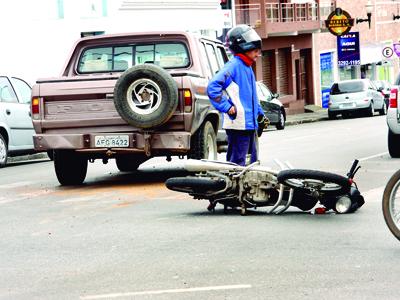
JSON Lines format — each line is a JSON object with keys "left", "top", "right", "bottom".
{"left": 325, "top": 8, "right": 354, "bottom": 36}
{"left": 337, "top": 32, "right": 361, "bottom": 66}
{"left": 394, "top": 43, "right": 400, "bottom": 57}
{"left": 382, "top": 46, "right": 394, "bottom": 58}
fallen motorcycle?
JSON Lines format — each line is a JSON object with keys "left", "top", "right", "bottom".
{"left": 165, "top": 159, "right": 365, "bottom": 215}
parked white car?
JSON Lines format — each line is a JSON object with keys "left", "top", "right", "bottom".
{"left": 0, "top": 76, "right": 35, "bottom": 167}
{"left": 387, "top": 74, "right": 400, "bottom": 157}
{"left": 328, "top": 79, "right": 386, "bottom": 119}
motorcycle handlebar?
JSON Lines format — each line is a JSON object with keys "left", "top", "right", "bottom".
{"left": 347, "top": 159, "right": 359, "bottom": 178}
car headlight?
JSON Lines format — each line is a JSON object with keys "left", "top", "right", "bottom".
{"left": 335, "top": 196, "right": 352, "bottom": 214}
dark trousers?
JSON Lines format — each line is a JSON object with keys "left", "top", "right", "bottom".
{"left": 226, "top": 129, "right": 258, "bottom": 166}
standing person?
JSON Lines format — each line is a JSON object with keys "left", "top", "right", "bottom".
{"left": 207, "top": 24, "right": 266, "bottom": 166}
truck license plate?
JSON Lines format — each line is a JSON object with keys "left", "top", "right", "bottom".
{"left": 95, "top": 135, "right": 129, "bottom": 148}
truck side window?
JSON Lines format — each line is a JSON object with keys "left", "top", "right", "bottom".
{"left": 200, "top": 43, "right": 213, "bottom": 79}
{"left": 205, "top": 43, "right": 220, "bottom": 75}
{"left": 216, "top": 46, "right": 228, "bottom": 68}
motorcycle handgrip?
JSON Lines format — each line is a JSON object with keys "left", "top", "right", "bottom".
{"left": 347, "top": 159, "right": 359, "bottom": 178}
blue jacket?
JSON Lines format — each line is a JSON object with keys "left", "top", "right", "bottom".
{"left": 207, "top": 56, "right": 264, "bottom": 130}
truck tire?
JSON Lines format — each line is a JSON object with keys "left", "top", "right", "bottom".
{"left": 188, "top": 121, "right": 217, "bottom": 160}
{"left": 388, "top": 129, "right": 400, "bottom": 158}
{"left": 114, "top": 64, "right": 178, "bottom": 129}
{"left": 0, "top": 133, "right": 8, "bottom": 168}
{"left": 54, "top": 150, "right": 88, "bottom": 185}
{"left": 115, "top": 155, "right": 147, "bottom": 172}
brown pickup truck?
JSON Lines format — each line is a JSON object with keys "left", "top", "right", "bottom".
{"left": 31, "top": 31, "right": 229, "bottom": 185}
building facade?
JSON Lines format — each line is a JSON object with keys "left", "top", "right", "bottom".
{"left": 235, "top": 0, "right": 400, "bottom": 113}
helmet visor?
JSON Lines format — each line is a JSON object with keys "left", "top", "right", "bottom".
{"left": 242, "top": 29, "right": 261, "bottom": 43}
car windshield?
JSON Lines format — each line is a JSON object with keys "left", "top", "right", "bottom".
{"left": 330, "top": 81, "right": 366, "bottom": 95}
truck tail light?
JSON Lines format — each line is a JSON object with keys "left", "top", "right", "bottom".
{"left": 31, "top": 97, "right": 40, "bottom": 119}
{"left": 389, "top": 88, "right": 398, "bottom": 108}
{"left": 183, "top": 89, "right": 192, "bottom": 113}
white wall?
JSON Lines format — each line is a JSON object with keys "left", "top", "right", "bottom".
{"left": 0, "top": 0, "right": 223, "bottom": 86}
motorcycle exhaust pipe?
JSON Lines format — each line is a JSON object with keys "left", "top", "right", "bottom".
{"left": 184, "top": 159, "right": 242, "bottom": 172}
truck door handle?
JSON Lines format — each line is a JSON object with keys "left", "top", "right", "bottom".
{"left": 6, "top": 109, "right": 11, "bottom": 115}
{"left": 29, "top": 111, "right": 31, "bottom": 117}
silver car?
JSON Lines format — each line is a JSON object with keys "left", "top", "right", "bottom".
{"left": 0, "top": 76, "right": 35, "bottom": 167}
{"left": 328, "top": 79, "right": 386, "bottom": 119}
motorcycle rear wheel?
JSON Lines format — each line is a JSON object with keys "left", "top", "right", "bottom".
{"left": 165, "top": 176, "right": 226, "bottom": 195}
{"left": 382, "top": 169, "right": 400, "bottom": 241}
{"left": 277, "top": 169, "right": 350, "bottom": 195}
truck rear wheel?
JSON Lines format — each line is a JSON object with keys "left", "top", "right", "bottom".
{"left": 114, "top": 64, "right": 178, "bottom": 129}
{"left": 54, "top": 150, "right": 88, "bottom": 185}
{"left": 115, "top": 155, "right": 147, "bottom": 172}
{"left": 188, "top": 121, "right": 217, "bottom": 160}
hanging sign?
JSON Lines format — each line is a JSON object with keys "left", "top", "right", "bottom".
{"left": 337, "top": 32, "right": 361, "bottom": 66}
{"left": 325, "top": 8, "right": 354, "bottom": 36}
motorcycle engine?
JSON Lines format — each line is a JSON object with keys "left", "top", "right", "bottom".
{"left": 241, "top": 171, "right": 276, "bottom": 204}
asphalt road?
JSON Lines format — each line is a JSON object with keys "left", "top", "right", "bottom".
{"left": 1, "top": 114, "right": 400, "bottom": 300}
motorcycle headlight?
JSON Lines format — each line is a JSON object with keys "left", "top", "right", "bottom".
{"left": 335, "top": 196, "right": 352, "bottom": 214}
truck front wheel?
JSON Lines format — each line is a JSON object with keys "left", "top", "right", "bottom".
{"left": 54, "top": 150, "right": 88, "bottom": 185}
{"left": 188, "top": 121, "right": 217, "bottom": 160}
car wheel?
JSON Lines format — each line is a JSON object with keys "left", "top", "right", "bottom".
{"left": 379, "top": 102, "right": 387, "bottom": 115}
{"left": 342, "top": 112, "right": 350, "bottom": 119}
{"left": 114, "top": 64, "right": 179, "bottom": 129}
{"left": 54, "top": 150, "right": 88, "bottom": 185}
{"left": 0, "top": 133, "right": 8, "bottom": 168}
{"left": 388, "top": 129, "right": 400, "bottom": 158}
{"left": 366, "top": 103, "right": 374, "bottom": 117}
{"left": 328, "top": 110, "right": 337, "bottom": 120}
{"left": 115, "top": 155, "right": 147, "bottom": 172}
{"left": 188, "top": 121, "right": 217, "bottom": 160}
{"left": 276, "top": 111, "right": 285, "bottom": 130}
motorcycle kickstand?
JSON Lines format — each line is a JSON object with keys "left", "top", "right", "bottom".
{"left": 207, "top": 201, "right": 216, "bottom": 212}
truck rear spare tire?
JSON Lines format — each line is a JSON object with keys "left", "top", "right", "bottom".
{"left": 114, "top": 64, "right": 179, "bottom": 129}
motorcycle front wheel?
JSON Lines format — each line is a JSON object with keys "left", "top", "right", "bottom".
{"left": 277, "top": 169, "right": 351, "bottom": 195}
{"left": 165, "top": 176, "right": 226, "bottom": 195}
{"left": 382, "top": 169, "right": 400, "bottom": 241}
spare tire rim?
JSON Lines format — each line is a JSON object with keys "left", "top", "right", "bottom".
{"left": 126, "top": 79, "right": 162, "bottom": 115}
{"left": 0, "top": 138, "right": 6, "bottom": 163}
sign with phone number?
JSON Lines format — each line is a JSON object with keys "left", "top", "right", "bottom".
{"left": 337, "top": 32, "right": 360, "bottom": 66}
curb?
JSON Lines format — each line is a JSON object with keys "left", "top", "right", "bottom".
{"left": 8, "top": 152, "right": 49, "bottom": 164}
{"left": 286, "top": 116, "right": 328, "bottom": 126}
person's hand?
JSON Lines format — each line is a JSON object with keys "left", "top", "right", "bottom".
{"left": 228, "top": 106, "right": 236, "bottom": 116}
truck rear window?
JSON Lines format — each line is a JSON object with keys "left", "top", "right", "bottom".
{"left": 78, "top": 42, "right": 189, "bottom": 73}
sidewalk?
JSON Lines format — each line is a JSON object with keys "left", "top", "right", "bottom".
{"left": 285, "top": 108, "right": 329, "bottom": 126}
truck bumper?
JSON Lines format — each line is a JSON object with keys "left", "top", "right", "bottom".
{"left": 33, "top": 132, "right": 191, "bottom": 155}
